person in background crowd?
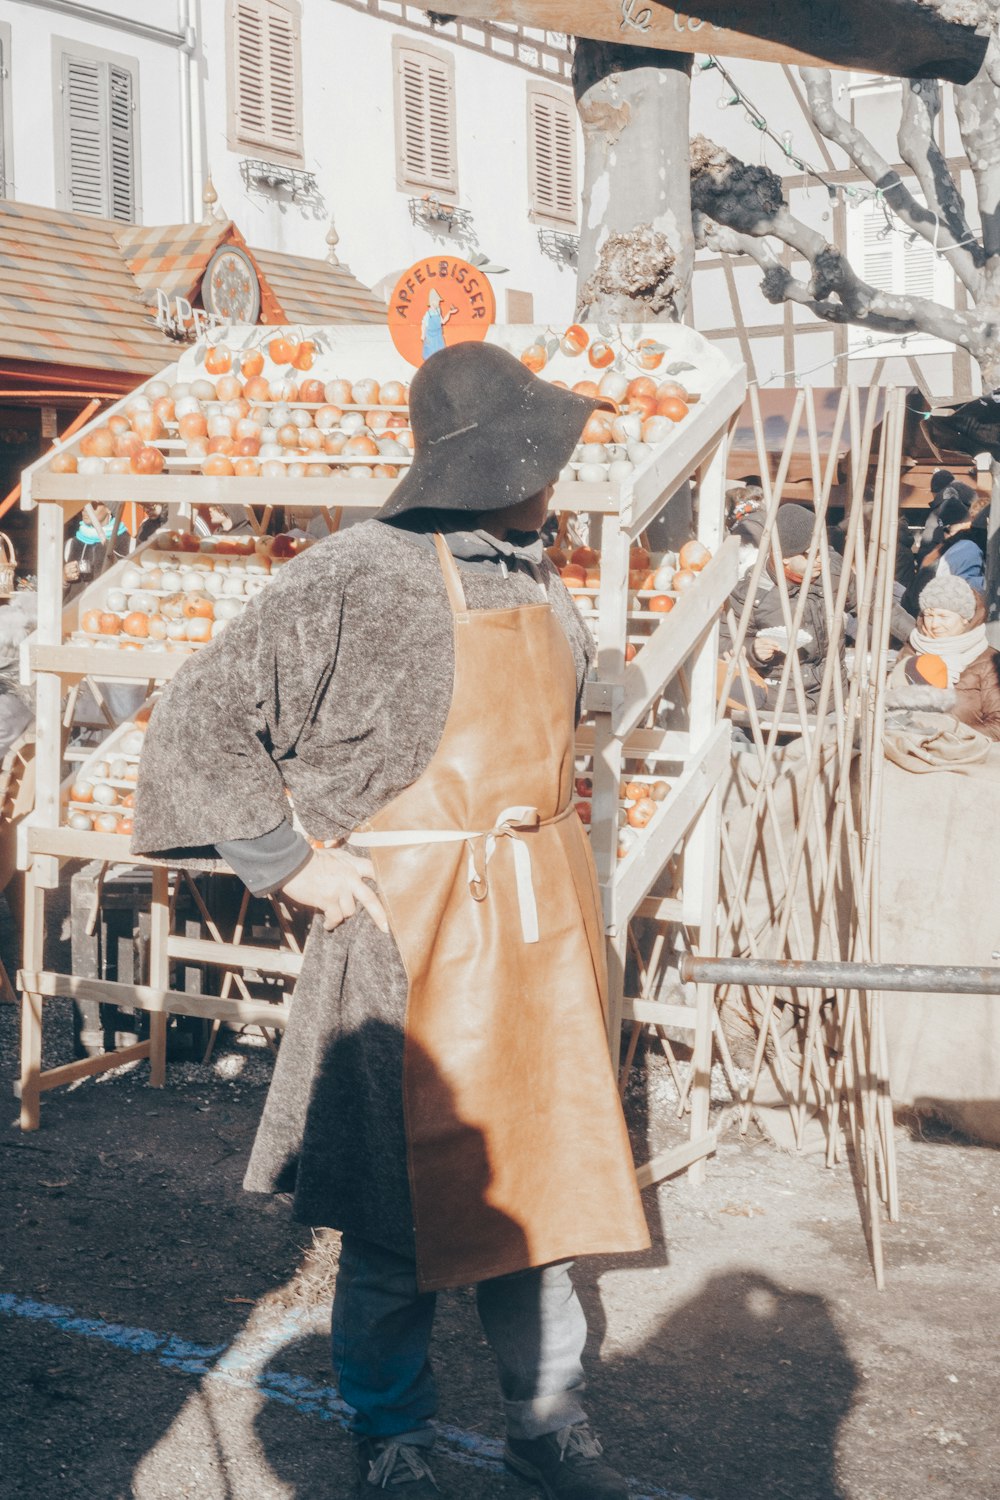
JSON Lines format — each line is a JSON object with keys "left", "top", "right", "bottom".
{"left": 910, "top": 482, "right": 984, "bottom": 605}
{"left": 202, "top": 504, "right": 256, "bottom": 536}
{"left": 725, "top": 483, "right": 765, "bottom": 539}
{"left": 895, "top": 575, "right": 1000, "bottom": 741}
{"left": 826, "top": 502, "right": 916, "bottom": 643}
{"left": 0, "top": 593, "right": 37, "bottom": 756}
{"left": 63, "top": 503, "right": 130, "bottom": 595}
{"left": 743, "top": 503, "right": 842, "bottom": 713}
{"left": 135, "top": 504, "right": 166, "bottom": 547}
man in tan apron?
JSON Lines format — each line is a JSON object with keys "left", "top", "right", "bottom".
{"left": 133, "top": 343, "right": 650, "bottom": 1497}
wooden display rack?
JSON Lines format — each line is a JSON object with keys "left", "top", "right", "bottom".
{"left": 17, "top": 324, "right": 745, "bottom": 1191}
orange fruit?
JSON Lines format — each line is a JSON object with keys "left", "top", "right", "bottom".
{"left": 679, "top": 539, "right": 711, "bottom": 571}
{"left": 657, "top": 396, "right": 689, "bottom": 422}
{"left": 182, "top": 594, "right": 214, "bottom": 619}
{"left": 582, "top": 414, "right": 613, "bottom": 444}
{"left": 672, "top": 568, "right": 697, "bottom": 592}
{"left": 204, "top": 345, "right": 232, "bottom": 375}
{"left": 627, "top": 376, "right": 657, "bottom": 401}
{"left": 293, "top": 340, "right": 316, "bottom": 370}
{"left": 636, "top": 339, "right": 665, "bottom": 370}
{"left": 132, "top": 446, "right": 165, "bottom": 475}
{"left": 570, "top": 546, "right": 599, "bottom": 569}
{"left": 202, "top": 454, "right": 235, "bottom": 476}
{"left": 122, "top": 612, "right": 150, "bottom": 639}
{"left": 240, "top": 349, "right": 264, "bottom": 378}
{"left": 81, "top": 426, "right": 114, "bottom": 458}
{"left": 520, "top": 343, "right": 547, "bottom": 373}
{"left": 572, "top": 380, "right": 600, "bottom": 399}
{"left": 588, "top": 341, "right": 614, "bottom": 369}
{"left": 648, "top": 594, "right": 674, "bottom": 614}
{"left": 268, "top": 335, "right": 295, "bottom": 365}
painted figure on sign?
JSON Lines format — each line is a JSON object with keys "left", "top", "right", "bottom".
{"left": 421, "top": 287, "right": 457, "bottom": 361}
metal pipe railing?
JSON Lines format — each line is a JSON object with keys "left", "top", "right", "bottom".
{"left": 679, "top": 954, "right": 1000, "bottom": 997}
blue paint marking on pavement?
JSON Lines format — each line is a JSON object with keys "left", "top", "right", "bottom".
{"left": 0, "top": 1291, "right": 698, "bottom": 1500}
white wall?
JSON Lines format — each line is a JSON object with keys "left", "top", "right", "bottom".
{"left": 0, "top": 0, "right": 186, "bottom": 222}
{"left": 197, "top": 1, "right": 580, "bottom": 321}
{"left": 0, "top": 0, "right": 581, "bottom": 323}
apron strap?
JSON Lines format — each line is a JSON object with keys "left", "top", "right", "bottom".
{"left": 433, "top": 533, "right": 468, "bottom": 615}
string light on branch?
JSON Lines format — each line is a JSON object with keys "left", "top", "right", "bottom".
{"left": 701, "top": 55, "right": 979, "bottom": 262}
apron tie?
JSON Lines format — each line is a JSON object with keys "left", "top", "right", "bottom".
{"left": 348, "top": 805, "right": 541, "bottom": 944}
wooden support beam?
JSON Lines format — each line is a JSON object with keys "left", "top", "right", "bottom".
{"left": 435, "top": 1, "right": 988, "bottom": 83}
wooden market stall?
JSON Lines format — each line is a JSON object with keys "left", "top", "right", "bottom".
{"left": 16, "top": 321, "right": 745, "bottom": 1188}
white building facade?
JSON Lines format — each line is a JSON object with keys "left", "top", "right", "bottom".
{"left": 0, "top": 0, "right": 583, "bottom": 322}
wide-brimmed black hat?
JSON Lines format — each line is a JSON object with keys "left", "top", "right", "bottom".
{"left": 377, "top": 341, "right": 612, "bottom": 520}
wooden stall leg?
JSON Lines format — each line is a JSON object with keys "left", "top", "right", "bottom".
{"left": 18, "top": 872, "right": 46, "bottom": 1130}
{"left": 148, "top": 866, "right": 169, "bottom": 1088}
{"left": 605, "top": 927, "right": 629, "bottom": 1074}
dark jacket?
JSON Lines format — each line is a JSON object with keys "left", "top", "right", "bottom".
{"left": 722, "top": 536, "right": 913, "bottom": 660}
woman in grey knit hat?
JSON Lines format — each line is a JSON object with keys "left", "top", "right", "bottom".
{"left": 895, "top": 575, "right": 1000, "bottom": 740}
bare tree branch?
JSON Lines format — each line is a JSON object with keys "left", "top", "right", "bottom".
{"left": 800, "top": 68, "right": 982, "bottom": 293}
{"left": 954, "top": 25, "right": 1000, "bottom": 261}
{"left": 691, "top": 139, "right": 989, "bottom": 353}
{"left": 898, "top": 78, "right": 984, "bottom": 287}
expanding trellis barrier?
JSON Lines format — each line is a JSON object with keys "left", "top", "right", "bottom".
{"left": 619, "top": 384, "right": 908, "bottom": 1286}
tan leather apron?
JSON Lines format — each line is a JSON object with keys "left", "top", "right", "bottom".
{"left": 349, "top": 536, "right": 650, "bottom": 1291}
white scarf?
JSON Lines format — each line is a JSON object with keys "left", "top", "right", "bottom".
{"left": 909, "top": 622, "right": 990, "bottom": 685}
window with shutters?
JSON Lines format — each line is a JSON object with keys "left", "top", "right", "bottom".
{"left": 393, "top": 39, "right": 458, "bottom": 197}
{"left": 847, "top": 189, "right": 954, "bottom": 353}
{"left": 0, "top": 23, "right": 12, "bottom": 199}
{"left": 227, "top": 0, "right": 304, "bottom": 165}
{"left": 527, "top": 82, "right": 577, "bottom": 229}
{"left": 54, "top": 39, "right": 140, "bottom": 222}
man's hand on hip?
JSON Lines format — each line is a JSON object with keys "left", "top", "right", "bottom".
{"left": 281, "top": 848, "right": 389, "bottom": 934}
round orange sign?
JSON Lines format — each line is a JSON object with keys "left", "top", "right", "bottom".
{"left": 388, "top": 256, "right": 496, "bottom": 368}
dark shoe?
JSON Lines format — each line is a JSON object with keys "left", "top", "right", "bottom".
{"left": 355, "top": 1436, "right": 444, "bottom": 1494}
{"left": 504, "top": 1424, "right": 629, "bottom": 1498}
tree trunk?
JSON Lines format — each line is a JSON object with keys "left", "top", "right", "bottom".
{"left": 573, "top": 41, "right": 693, "bottom": 325}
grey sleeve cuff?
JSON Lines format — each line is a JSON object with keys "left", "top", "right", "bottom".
{"left": 216, "top": 820, "right": 311, "bottom": 896}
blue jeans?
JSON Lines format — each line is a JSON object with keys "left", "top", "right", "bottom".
{"left": 332, "top": 1234, "right": 589, "bottom": 1444}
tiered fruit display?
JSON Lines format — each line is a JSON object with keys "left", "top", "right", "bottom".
{"left": 74, "top": 531, "right": 314, "bottom": 650}
{"left": 547, "top": 537, "right": 713, "bottom": 651}
{"left": 64, "top": 708, "right": 154, "bottom": 835}
{"left": 49, "top": 344, "right": 413, "bottom": 481}
{"left": 572, "top": 772, "right": 673, "bottom": 862}
{"left": 44, "top": 326, "right": 703, "bottom": 488}
{"left": 519, "top": 326, "right": 699, "bottom": 487}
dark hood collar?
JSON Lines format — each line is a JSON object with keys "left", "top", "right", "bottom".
{"left": 380, "top": 511, "right": 545, "bottom": 574}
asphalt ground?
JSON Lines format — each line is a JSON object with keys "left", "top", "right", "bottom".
{"left": 1, "top": 892, "right": 997, "bottom": 1500}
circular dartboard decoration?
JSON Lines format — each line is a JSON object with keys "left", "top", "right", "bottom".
{"left": 202, "top": 245, "right": 261, "bottom": 324}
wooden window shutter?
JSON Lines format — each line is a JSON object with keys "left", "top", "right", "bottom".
{"left": 108, "top": 65, "right": 136, "bottom": 222}
{"left": 63, "top": 54, "right": 106, "bottom": 217}
{"left": 528, "top": 85, "right": 577, "bottom": 228}
{"left": 229, "top": 0, "right": 303, "bottom": 163}
{"left": 394, "top": 41, "right": 457, "bottom": 196}
{"left": 862, "top": 196, "right": 937, "bottom": 301}
{"left": 861, "top": 200, "right": 894, "bottom": 292}
{"left": 61, "top": 51, "right": 137, "bottom": 221}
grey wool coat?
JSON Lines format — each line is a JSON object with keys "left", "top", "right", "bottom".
{"left": 131, "top": 519, "right": 594, "bottom": 1253}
